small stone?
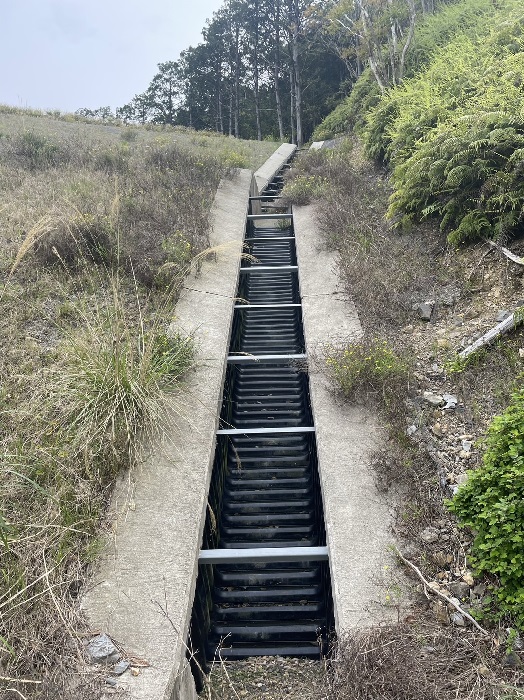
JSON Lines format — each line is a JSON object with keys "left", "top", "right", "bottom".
{"left": 456, "top": 473, "right": 469, "bottom": 486}
{"left": 413, "top": 301, "right": 434, "bottom": 321}
{"left": 113, "top": 660, "right": 130, "bottom": 676}
{"left": 448, "top": 581, "right": 470, "bottom": 599}
{"left": 407, "top": 424, "right": 417, "bottom": 436}
{"left": 404, "top": 325, "right": 415, "bottom": 334}
{"left": 451, "top": 611, "right": 465, "bottom": 626}
{"left": 130, "top": 667, "right": 140, "bottom": 677}
{"left": 419, "top": 526, "right": 440, "bottom": 544}
{"left": 423, "top": 391, "right": 444, "bottom": 406}
{"left": 462, "top": 572, "right": 474, "bottom": 586}
{"left": 461, "top": 440, "right": 473, "bottom": 452}
{"left": 502, "top": 651, "right": 520, "bottom": 668}
{"left": 106, "top": 678, "right": 118, "bottom": 687}
{"left": 442, "top": 393, "right": 458, "bottom": 409}
{"left": 86, "top": 634, "right": 120, "bottom": 664}
{"left": 519, "top": 348, "right": 524, "bottom": 359}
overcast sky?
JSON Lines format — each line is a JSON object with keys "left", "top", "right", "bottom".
{"left": 0, "top": 0, "right": 222, "bottom": 113}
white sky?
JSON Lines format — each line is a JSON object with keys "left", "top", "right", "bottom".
{"left": 0, "top": 0, "right": 222, "bottom": 112}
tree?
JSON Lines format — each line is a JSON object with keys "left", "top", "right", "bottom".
{"left": 147, "top": 61, "right": 182, "bottom": 125}
{"left": 329, "top": 0, "right": 416, "bottom": 91}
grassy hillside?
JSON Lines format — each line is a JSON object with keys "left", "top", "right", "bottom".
{"left": 0, "top": 110, "right": 277, "bottom": 696}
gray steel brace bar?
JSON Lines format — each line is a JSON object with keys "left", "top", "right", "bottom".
{"left": 216, "top": 426, "right": 315, "bottom": 435}
{"left": 198, "top": 546, "right": 328, "bottom": 564}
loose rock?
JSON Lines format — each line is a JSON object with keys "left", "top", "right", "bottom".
{"left": 423, "top": 391, "right": 444, "bottom": 406}
{"left": 86, "top": 634, "right": 120, "bottom": 664}
{"left": 448, "top": 581, "right": 470, "bottom": 600}
{"left": 414, "top": 301, "right": 434, "bottom": 321}
{"left": 113, "top": 660, "right": 130, "bottom": 676}
{"left": 451, "top": 611, "right": 465, "bottom": 626}
{"left": 419, "top": 526, "right": 440, "bottom": 544}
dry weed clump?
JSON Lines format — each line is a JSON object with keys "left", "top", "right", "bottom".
{"left": 328, "top": 622, "right": 523, "bottom": 700}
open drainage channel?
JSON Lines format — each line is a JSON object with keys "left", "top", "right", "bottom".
{"left": 188, "top": 165, "right": 334, "bottom": 690}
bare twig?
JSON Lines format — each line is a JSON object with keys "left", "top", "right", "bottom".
{"left": 394, "top": 547, "right": 489, "bottom": 635}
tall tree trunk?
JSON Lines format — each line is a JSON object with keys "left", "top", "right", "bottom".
{"left": 234, "top": 24, "right": 240, "bottom": 138}
{"left": 273, "top": 65, "right": 284, "bottom": 140}
{"left": 228, "top": 88, "right": 233, "bottom": 136}
{"left": 292, "top": 36, "right": 303, "bottom": 146}
{"left": 273, "top": 0, "right": 285, "bottom": 140}
{"left": 289, "top": 64, "right": 296, "bottom": 144}
{"left": 253, "top": 0, "right": 262, "bottom": 141}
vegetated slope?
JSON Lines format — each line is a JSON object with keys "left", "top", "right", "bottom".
{"left": 0, "top": 111, "right": 277, "bottom": 698}
{"left": 315, "top": 0, "right": 524, "bottom": 246}
{"left": 293, "top": 0, "right": 524, "bottom": 682}
{"left": 283, "top": 136, "right": 524, "bottom": 699}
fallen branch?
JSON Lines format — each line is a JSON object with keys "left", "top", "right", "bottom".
{"left": 458, "top": 309, "right": 523, "bottom": 360}
{"left": 487, "top": 240, "right": 524, "bottom": 266}
{"left": 394, "top": 547, "right": 490, "bottom": 635}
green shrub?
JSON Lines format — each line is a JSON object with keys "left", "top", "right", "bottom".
{"left": 448, "top": 385, "right": 524, "bottom": 628}
{"left": 11, "top": 130, "right": 68, "bottom": 170}
{"left": 326, "top": 338, "right": 408, "bottom": 406}
{"left": 281, "top": 174, "right": 328, "bottom": 205}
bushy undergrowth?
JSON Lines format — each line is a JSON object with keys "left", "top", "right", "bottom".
{"left": 329, "top": 622, "right": 522, "bottom": 700}
{"left": 449, "top": 384, "right": 524, "bottom": 628}
{"left": 316, "top": 0, "right": 524, "bottom": 245}
{"left": 313, "top": 0, "right": 497, "bottom": 141}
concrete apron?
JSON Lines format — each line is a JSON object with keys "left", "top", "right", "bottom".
{"left": 82, "top": 169, "right": 252, "bottom": 700}
{"left": 292, "top": 205, "right": 398, "bottom": 632}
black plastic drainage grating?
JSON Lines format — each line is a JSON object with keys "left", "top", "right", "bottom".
{"left": 188, "top": 164, "right": 333, "bottom": 684}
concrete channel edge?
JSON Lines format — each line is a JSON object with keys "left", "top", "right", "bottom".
{"left": 293, "top": 205, "right": 399, "bottom": 633}
{"left": 82, "top": 169, "right": 252, "bottom": 700}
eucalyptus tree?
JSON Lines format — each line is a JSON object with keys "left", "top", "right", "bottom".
{"left": 147, "top": 61, "right": 183, "bottom": 124}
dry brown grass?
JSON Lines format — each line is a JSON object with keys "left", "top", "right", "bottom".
{"left": 0, "top": 112, "right": 277, "bottom": 699}
{"left": 328, "top": 620, "right": 524, "bottom": 700}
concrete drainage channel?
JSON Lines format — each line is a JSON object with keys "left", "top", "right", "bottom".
{"left": 83, "top": 143, "right": 395, "bottom": 700}
{"left": 188, "top": 165, "right": 334, "bottom": 687}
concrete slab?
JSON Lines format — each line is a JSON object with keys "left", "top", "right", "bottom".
{"left": 293, "top": 205, "right": 398, "bottom": 631}
{"left": 253, "top": 142, "right": 297, "bottom": 195}
{"left": 82, "top": 169, "right": 252, "bottom": 700}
